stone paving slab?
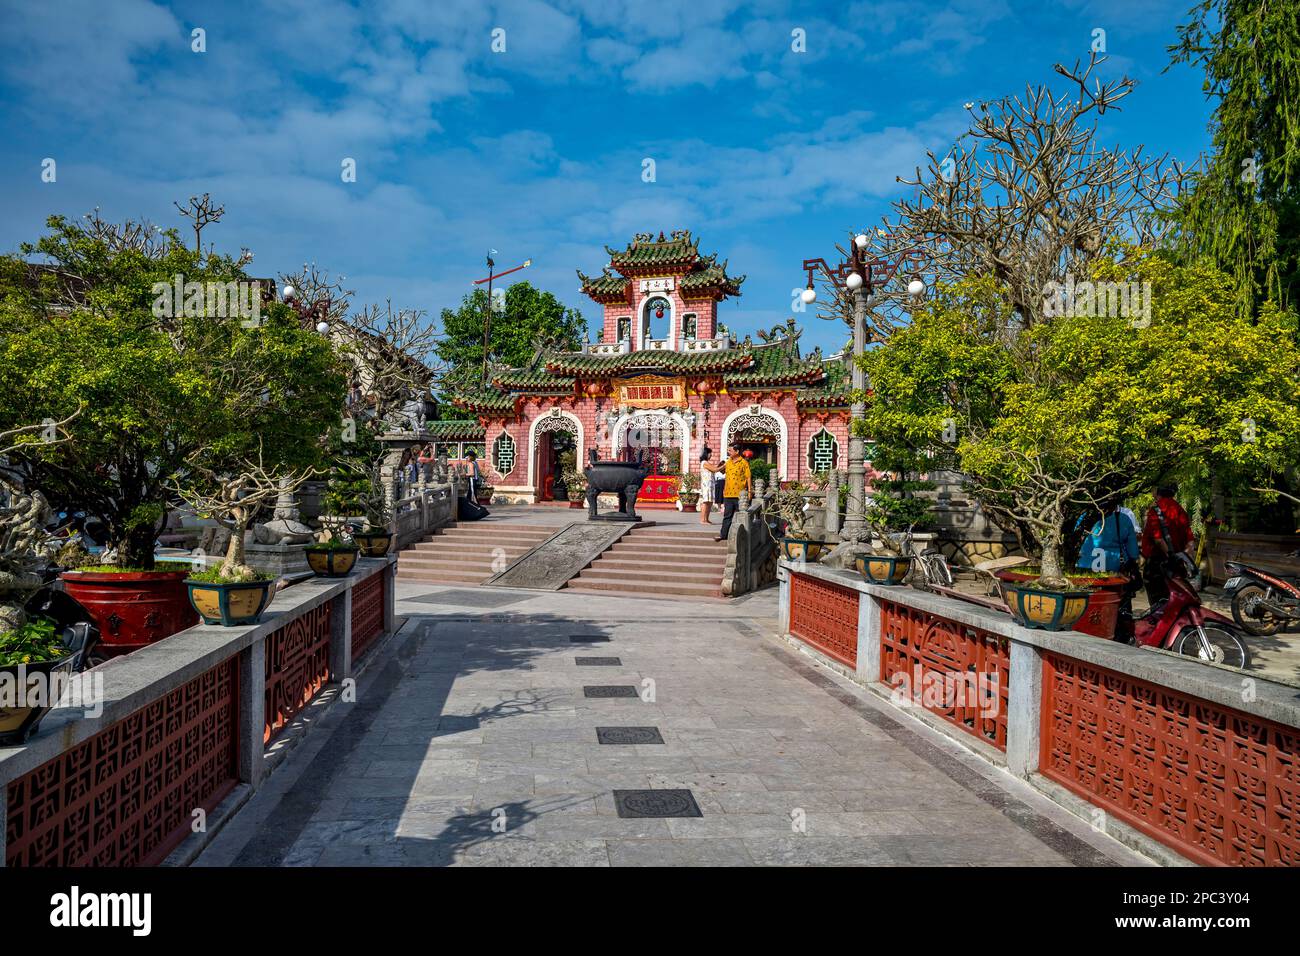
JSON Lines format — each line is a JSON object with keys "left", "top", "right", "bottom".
{"left": 196, "top": 582, "right": 1152, "bottom": 868}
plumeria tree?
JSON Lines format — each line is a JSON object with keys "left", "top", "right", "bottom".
{"left": 864, "top": 252, "right": 1300, "bottom": 586}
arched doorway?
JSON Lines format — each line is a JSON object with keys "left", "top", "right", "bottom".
{"left": 723, "top": 408, "right": 786, "bottom": 479}
{"left": 530, "top": 411, "right": 582, "bottom": 501}
{"left": 613, "top": 410, "right": 690, "bottom": 476}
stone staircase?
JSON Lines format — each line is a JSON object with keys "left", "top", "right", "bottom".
{"left": 396, "top": 522, "right": 555, "bottom": 585}
{"left": 565, "top": 526, "right": 729, "bottom": 600}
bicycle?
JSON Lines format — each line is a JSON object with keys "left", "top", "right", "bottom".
{"left": 882, "top": 525, "right": 955, "bottom": 589}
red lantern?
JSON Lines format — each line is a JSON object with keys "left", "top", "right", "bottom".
{"left": 654, "top": 305, "right": 664, "bottom": 319}
{"left": 742, "top": 449, "right": 753, "bottom": 459}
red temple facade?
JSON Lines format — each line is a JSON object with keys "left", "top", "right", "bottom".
{"left": 450, "top": 231, "right": 851, "bottom": 504}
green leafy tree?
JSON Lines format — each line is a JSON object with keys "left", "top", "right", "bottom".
{"left": 0, "top": 214, "right": 347, "bottom": 568}
{"left": 436, "top": 281, "right": 586, "bottom": 402}
{"left": 1168, "top": 0, "right": 1300, "bottom": 315}
{"left": 864, "top": 252, "right": 1300, "bottom": 585}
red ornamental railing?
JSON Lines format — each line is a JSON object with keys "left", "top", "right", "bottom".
{"left": 263, "top": 602, "right": 332, "bottom": 744}
{"left": 350, "top": 569, "right": 385, "bottom": 661}
{"left": 789, "top": 572, "right": 859, "bottom": 668}
{"left": 879, "top": 597, "right": 1010, "bottom": 751}
{"left": 1040, "top": 654, "right": 1300, "bottom": 867}
{"left": 5, "top": 658, "right": 239, "bottom": 867}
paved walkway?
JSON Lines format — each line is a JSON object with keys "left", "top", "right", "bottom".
{"left": 197, "top": 581, "right": 1150, "bottom": 867}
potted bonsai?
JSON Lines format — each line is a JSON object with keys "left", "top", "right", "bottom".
{"left": 350, "top": 461, "right": 393, "bottom": 557}
{"left": 563, "top": 468, "right": 587, "bottom": 508}
{"left": 855, "top": 448, "right": 936, "bottom": 586}
{"left": 765, "top": 484, "right": 827, "bottom": 562}
{"left": 677, "top": 471, "right": 701, "bottom": 512}
{"left": 0, "top": 459, "right": 83, "bottom": 743}
{"left": 0, "top": 212, "right": 346, "bottom": 652}
{"left": 304, "top": 528, "right": 360, "bottom": 577}
{"left": 173, "top": 452, "right": 318, "bottom": 626}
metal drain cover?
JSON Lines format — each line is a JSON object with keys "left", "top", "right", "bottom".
{"left": 575, "top": 656, "right": 622, "bottom": 666}
{"left": 613, "top": 789, "right": 702, "bottom": 819}
{"left": 597, "top": 726, "right": 664, "bottom": 745}
{"left": 583, "top": 686, "right": 638, "bottom": 698}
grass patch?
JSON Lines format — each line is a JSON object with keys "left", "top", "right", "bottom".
{"left": 188, "top": 568, "right": 273, "bottom": 585}
{"left": 74, "top": 561, "right": 193, "bottom": 574}
{"left": 0, "top": 618, "right": 66, "bottom": 666}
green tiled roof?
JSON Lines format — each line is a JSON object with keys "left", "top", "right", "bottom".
{"left": 680, "top": 262, "right": 745, "bottom": 298}
{"left": 605, "top": 231, "right": 700, "bottom": 270}
{"left": 446, "top": 318, "right": 852, "bottom": 415}
{"left": 491, "top": 369, "right": 576, "bottom": 391}
{"left": 579, "top": 230, "right": 744, "bottom": 304}
{"left": 451, "top": 391, "right": 516, "bottom": 414}
{"left": 795, "top": 389, "right": 851, "bottom": 409}
{"left": 576, "top": 269, "right": 630, "bottom": 302}
{"left": 544, "top": 349, "right": 753, "bottom": 376}
{"left": 424, "top": 419, "right": 487, "bottom": 440}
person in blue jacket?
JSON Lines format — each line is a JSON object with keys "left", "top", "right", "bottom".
{"left": 1075, "top": 501, "right": 1139, "bottom": 574}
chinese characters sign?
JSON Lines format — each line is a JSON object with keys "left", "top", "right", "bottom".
{"left": 618, "top": 375, "right": 686, "bottom": 409}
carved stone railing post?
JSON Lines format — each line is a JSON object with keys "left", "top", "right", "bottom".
{"left": 824, "top": 470, "right": 841, "bottom": 539}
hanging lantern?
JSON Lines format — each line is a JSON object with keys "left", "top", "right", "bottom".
{"left": 655, "top": 304, "right": 665, "bottom": 319}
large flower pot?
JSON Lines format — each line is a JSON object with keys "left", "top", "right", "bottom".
{"left": 856, "top": 554, "right": 910, "bottom": 585}
{"left": 186, "top": 579, "right": 276, "bottom": 626}
{"left": 305, "top": 546, "right": 359, "bottom": 578}
{"left": 780, "top": 538, "right": 826, "bottom": 562}
{"left": 678, "top": 493, "right": 700, "bottom": 513}
{"left": 60, "top": 569, "right": 197, "bottom": 657}
{"left": 996, "top": 569, "right": 1127, "bottom": 639}
{"left": 352, "top": 531, "right": 392, "bottom": 557}
{"left": 476, "top": 487, "right": 495, "bottom": 505}
{"left": 999, "top": 581, "right": 1092, "bottom": 631}
{"left": 0, "top": 651, "right": 78, "bottom": 745}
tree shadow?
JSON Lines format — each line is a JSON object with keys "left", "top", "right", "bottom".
{"left": 229, "top": 610, "right": 621, "bottom": 867}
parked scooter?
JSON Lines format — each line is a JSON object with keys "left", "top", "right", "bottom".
{"left": 1116, "top": 568, "right": 1251, "bottom": 669}
{"left": 23, "top": 566, "right": 101, "bottom": 671}
{"left": 1224, "top": 559, "right": 1300, "bottom": 636}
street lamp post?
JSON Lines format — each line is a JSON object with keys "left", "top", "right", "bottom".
{"left": 474, "top": 252, "right": 533, "bottom": 387}
{"left": 800, "top": 236, "right": 925, "bottom": 549}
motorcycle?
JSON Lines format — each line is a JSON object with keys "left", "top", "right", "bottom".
{"left": 1224, "top": 559, "right": 1300, "bottom": 636}
{"left": 1116, "top": 568, "right": 1251, "bottom": 669}
{"left": 22, "top": 566, "right": 101, "bottom": 671}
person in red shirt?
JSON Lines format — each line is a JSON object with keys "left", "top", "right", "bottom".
{"left": 1140, "top": 483, "right": 1191, "bottom": 605}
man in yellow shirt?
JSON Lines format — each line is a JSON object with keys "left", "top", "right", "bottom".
{"left": 714, "top": 443, "right": 752, "bottom": 541}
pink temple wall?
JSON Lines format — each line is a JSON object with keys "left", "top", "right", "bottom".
{"left": 482, "top": 391, "right": 848, "bottom": 493}
{"left": 600, "top": 288, "right": 718, "bottom": 344}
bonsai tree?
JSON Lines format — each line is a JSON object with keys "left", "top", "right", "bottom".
{"left": 0, "top": 211, "right": 347, "bottom": 569}
{"left": 864, "top": 255, "right": 1300, "bottom": 590}
{"left": 765, "top": 484, "right": 815, "bottom": 540}
{"left": 174, "top": 448, "right": 320, "bottom": 582}
{"left": 0, "top": 416, "right": 77, "bottom": 633}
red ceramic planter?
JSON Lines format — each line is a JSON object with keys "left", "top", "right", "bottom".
{"left": 994, "top": 569, "right": 1129, "bottom": 639}
{"left": 60, "top": 569, "right": 197, "bottom": 657}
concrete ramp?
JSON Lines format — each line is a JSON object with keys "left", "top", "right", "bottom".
{"left": 484, "top": 520, "right": 645, "bottom": 590}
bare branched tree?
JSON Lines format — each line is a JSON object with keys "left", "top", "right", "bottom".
{"left": 173, "top": 444, "right": 321, "bottom": 580}
{"left": 0, "top": 407, "right": 81, "bottom": 460}
{"left": 338, "top": 301, "right": 445, "bottom": 431}
{"left": 174, "top": 193, "right": 226, "bottom": 253}
{"left": 278, "top": 263, "right": 355, "bottom": 330}
{"left": 892, "top": 52, "right": 1186, "bottom": 327}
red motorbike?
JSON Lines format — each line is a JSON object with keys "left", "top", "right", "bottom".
{"left": 1115, "top": 570, "right": 1251, "bottom": 669}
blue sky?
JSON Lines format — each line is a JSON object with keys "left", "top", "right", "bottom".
{"left": 0, "top": 0, "right": 1214, "bottom": 356}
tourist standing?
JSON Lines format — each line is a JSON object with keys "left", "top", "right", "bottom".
{"left": 464, "top": 449, "right": 482, "bottom": 500}
{"left": 714, "top": 443, "right": 752, "bottom": 542}
{"left": 698, "top": 445, "right": 717, "bottom": 525}
{"left": 1075, "top": 500, "right": 1139, "bottom": 573}
{"left": 1140, "top": 483, "right": 1192, "bottom": 605}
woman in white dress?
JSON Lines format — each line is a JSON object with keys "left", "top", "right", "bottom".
{"left": 699, "top": 445, "right": 718, "bottom": 525}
